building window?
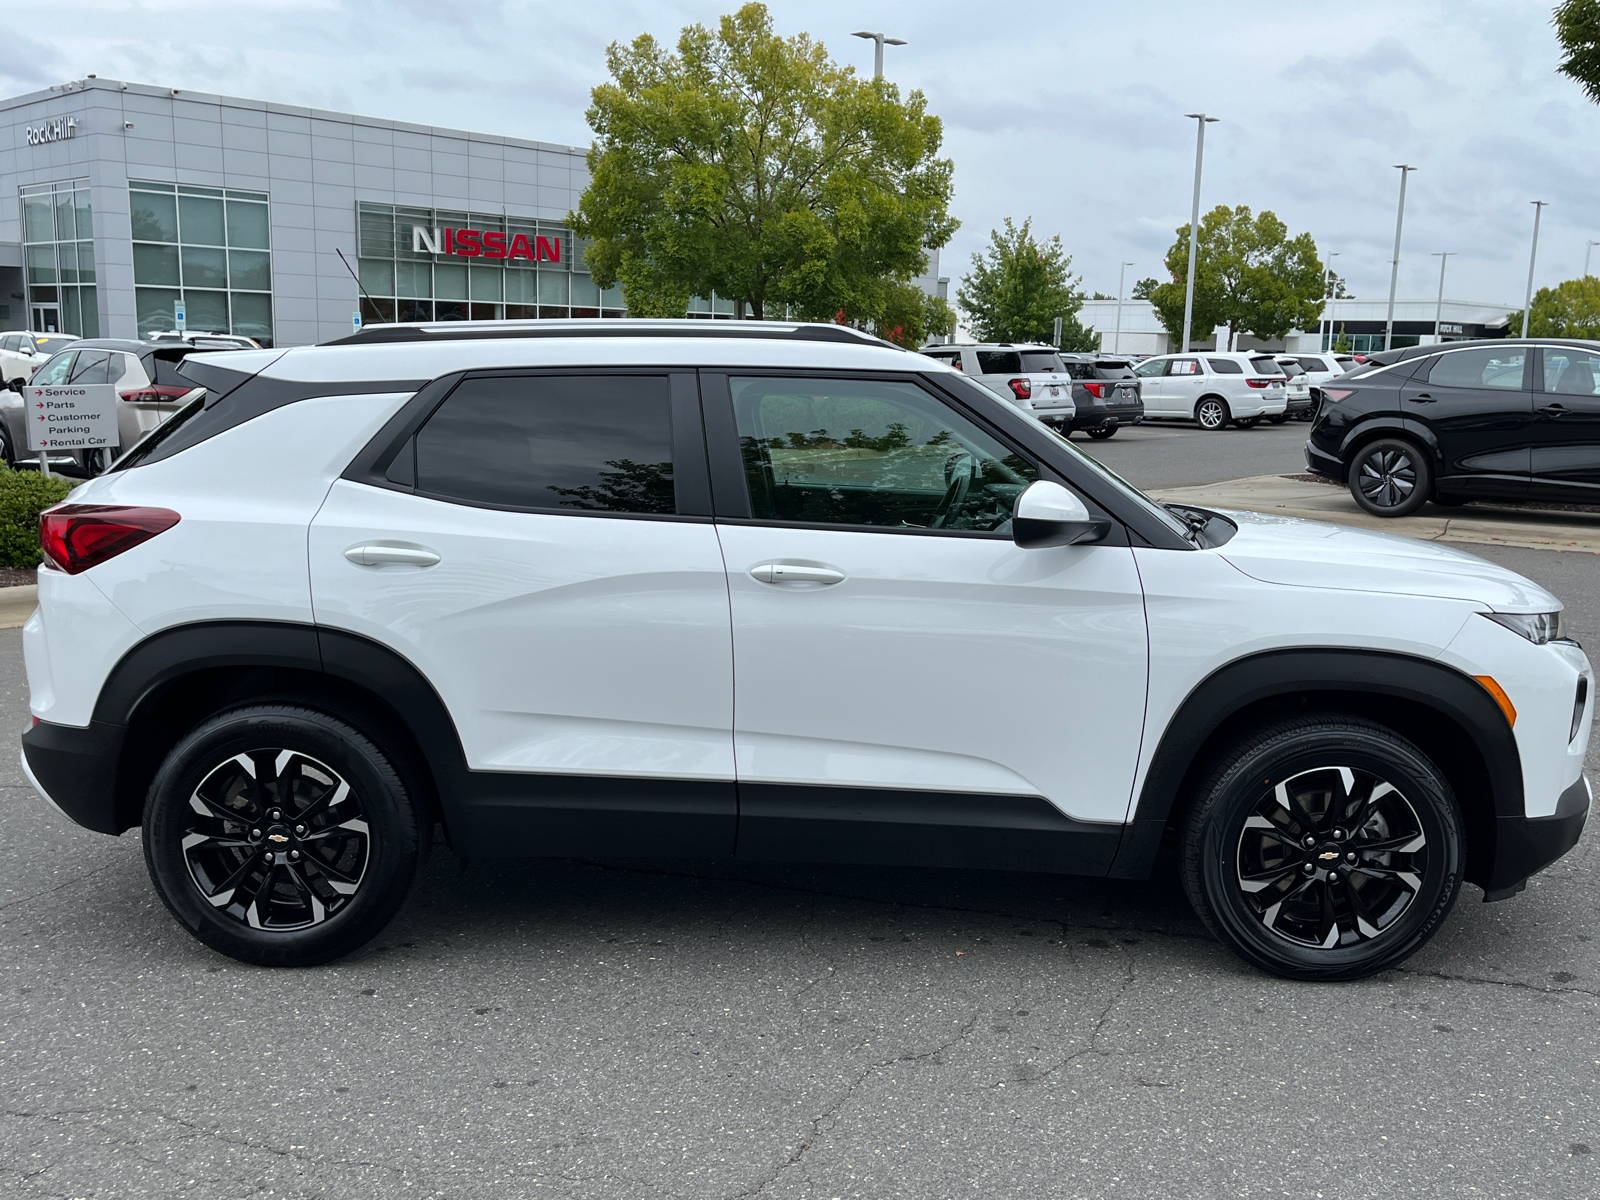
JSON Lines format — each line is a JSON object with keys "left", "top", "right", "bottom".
{"left": 355, "top": 201, "right": 626, "bottom": 324}
{"left": 130, "top": 181, "right": 274, "bottom": 347}
{"left": 19, "top": 180, "right": 97, "bottom": 337}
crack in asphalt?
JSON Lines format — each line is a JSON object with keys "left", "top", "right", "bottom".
{"left": 1395, "top": 966, "right": 1600, "bottom": 1000}
{"left": 726, "top": 1012, "right": 982, "bottom": 1200}
{"left": 0, "top": 861, "right": 120, "bottom": 917}
{"left": 986, "top": 947, "right": 1138, "bottom": 1089}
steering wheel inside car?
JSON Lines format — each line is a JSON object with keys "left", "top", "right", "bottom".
{"left": 931, "top": 452, "right": 978, "bottom": 528}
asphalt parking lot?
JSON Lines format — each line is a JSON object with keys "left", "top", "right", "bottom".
{"left": 2, "top": 423, "right": 1598, "bottom": 1199}
{"left": 1074, "top": 416, "right": 1311, "bottom": 489}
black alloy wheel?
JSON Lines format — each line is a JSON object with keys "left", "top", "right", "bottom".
{"left": 1086, "top": 424, "right": 1118, "bottom": 440}
{"left": 1196, "top": 398, "right": 1230, "bottom": 430}
{"left": 1266, "top": 413, "right": 1289, "bottom": 425}
{"left": 144, "top": 705, "right": 425, "bottom": 966}
{"left": 1235, "top": 415, "right": 1262, "bottom": 429}
{"left": 1183, "top": 715, "right": 1463, "bottom": 981}
{"left": 1349, "top": 437, "right": 1432, "bottom": 518}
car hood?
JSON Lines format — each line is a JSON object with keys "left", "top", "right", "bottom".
{"left": 1212, "top": 509, "right": 1558, "bottom": 612}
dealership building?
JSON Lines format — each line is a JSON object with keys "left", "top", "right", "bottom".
{"left": 0, "top": 77, "right": 942, "bottom": 347}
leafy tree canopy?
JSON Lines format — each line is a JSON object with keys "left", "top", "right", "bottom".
{"left": 1147, "top": 205, "right": 1325, "bottom": 348}
{"left": 1556, "top": 0, "right": 1600, "bottom": 103}
{"left": 1502, "top": 275, "right": 1600, "bottom": 339}
{"left": 569, "top": 2, "right": 958, "bottom": 332}
{"left": 957, "top": 218, "right": 1090, "bottom": 346}
{"left": 1131, "top": 277, "right": 1159, "bottom": 300}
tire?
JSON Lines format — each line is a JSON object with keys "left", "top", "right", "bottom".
{"left": 143, "top": 705, "right": 426, "bottom": 967}
{"left": 1196, "top": 397, "right": 1230, "bottom": 430}
{"left": 1266, "top": 414, "right": 1288, "bottom": 425}
{"left": 0, "top": 428, "right": 13, "bottom": 470}
{"left": 1235, "top": 416, "right": 1261, "bottom": 430}
{"left": 1349, "top": 437, "right": 1432, "bottom": 518}
{"left": 1182, "top": 714, "right": 1464, "bottom": 981}
{"left": 1086, "top": 424, "right": 1118, "bottom": 440}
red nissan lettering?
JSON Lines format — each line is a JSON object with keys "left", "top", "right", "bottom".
{"left": 536, "top": 236, "right": 559, "bottom": 262}
{"left": 483, "top": 231, "right": 507, "bottom": 259}
{"left": 508, "top": 233, "right": 534, "bottom": 261}
{"left": 456, "top": 229, "right": 482, "bottom": 257}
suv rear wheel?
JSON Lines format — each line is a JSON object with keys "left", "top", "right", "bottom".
{"left": 1196, "top": 398, "right": 1230, "bottom": 430}
{"left": 143, "top": 705, "right": 425, "bottom": 966}
{"left": 1182, "top": 715, "right": 1463, "bottom": 981}
{"left": 1349, "top": 437, "right": 1431, "bottom": 518}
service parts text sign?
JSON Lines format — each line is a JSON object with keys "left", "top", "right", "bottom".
{"left": 26, "top": 385, "right": 118, "bottom": 451}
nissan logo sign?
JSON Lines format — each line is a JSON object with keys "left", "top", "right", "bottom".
{"left": 25, "top": 118, "right": 77, "bottom": 146}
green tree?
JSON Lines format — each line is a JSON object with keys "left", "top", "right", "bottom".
{"left": 1331, "top": 324, "right": 1354, "bottom": 353}
{"left": 569, "top": 2, "right": 958, "bottom": 329}
{"left": 1131, "top": 277, "right": 1159, "bottom": 300}
{"left": 1147, "top": 205, "right": 1324, "bottom": 348}
{"left": 957, "top": 218, "right": 1089, "bottom": 344}
{"left": 1556, "top": 0, "right": 1600, "bottom": 102}
{"left": 1502, "top": 275, "right": 1600, "bottom": 339}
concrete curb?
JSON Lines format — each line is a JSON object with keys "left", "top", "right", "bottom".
{"left": 0, "top": 584, "right": 36, "bottom": 630}
{"left": 1149, "top": 476, "right": 1600, "bottom": 554}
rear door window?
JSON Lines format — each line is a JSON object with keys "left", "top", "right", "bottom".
{"left": 1427, "top": 347, "right": 1528, "bottom": 390}
{"left": 415, "top": 375, "right": 677, "bottom": 514}
{"left": 975, "top": 350, "right": 1022, "bottom": 374}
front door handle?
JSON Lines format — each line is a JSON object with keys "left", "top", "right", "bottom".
{"left": 1540, "top": 402, "right": 1571, "bottom": 416}
{"left": 749, "top": 561, "right": 845, "bottom": 586}
{"left": 344, "top": 543, "right": 441, "bottom": 567}
{"left": 1407, "top": 393, "right": 1436, "bottom": 403}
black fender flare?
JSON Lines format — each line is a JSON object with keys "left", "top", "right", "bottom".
{"left": 1337, "top": 415, "right": 1424, "bottom": 462}
{"left": 1108, "top": 648, "right": 1522, "bottom": 883}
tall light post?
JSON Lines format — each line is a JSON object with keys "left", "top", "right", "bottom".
{"left": 1522, "top": 201, "right": 1548, "bottom": 339}
{"left": 1114, "top": 260, "right": 1134, "bottom": 352}
{"left": 852, "top": 30, "right": 906, "bottom": 79}
{"left": 1180, "top": 113, "right": 1219, "bottom": 353}
{"left": 1585, "top": 239, "right": 1600, "bottom": 278}
{"left": 1430, "top": 251, "right": 1455, "bottom": 343}
{"left": 1320, "top": 251, "right": 1339, "bottom": 352}
{"left": 1384, "top": 164, "right": 1416, "bottom": 351}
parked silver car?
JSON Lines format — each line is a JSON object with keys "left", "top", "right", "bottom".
{"left": 919, "top": 343, "right": 1076, "bottom": 424}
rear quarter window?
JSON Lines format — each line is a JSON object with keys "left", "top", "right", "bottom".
{"left": 975, "top": 351, "right": 1023, "bottom": 374}
{"left": 1206, "top": 358, "right": 1243, "bottom": 374}
{"left": 1249, "top": 357, "right": 1283, "bottom": 374}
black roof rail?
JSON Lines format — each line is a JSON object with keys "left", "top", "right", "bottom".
{"left": 322, "top": 318, "right": 908, "bottom": 351}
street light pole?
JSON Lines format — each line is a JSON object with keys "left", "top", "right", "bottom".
{"left": 1180, "top": 113, "right": 1219, "bottom": 353}
{"left": 1430, "top": 251, "right": 1455, "bottom": 343}
{"left": 1522, "top": 201, "right": 1548, "bottom": 339}
{"left": 1585, "top": 239, "right": 1599, "bottom": 279}
{"left": 851, "top": 30, "right": 906, "bottom": 79}
{"left": 1114, "top": 260, "right": 1133, "bottom": 353}
{"left": 1384, "top": 164, "right": 1416, "bottom": 352}
{"left": 1320, "top": 250, "right": 1339, "bottom": 352}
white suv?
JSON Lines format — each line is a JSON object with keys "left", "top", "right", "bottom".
{"left": 20, "top": 320, "right": 1591, "bottom": 980}
{"left": 1134, "top": 351, "right": 1290, "bottom": 429}
{"left": 919, "top": 343, "right": 1076, "bottom": 423}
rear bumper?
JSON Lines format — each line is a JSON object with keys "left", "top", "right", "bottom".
{"left": 1482, "top": 774, "right": 1590, "bottom": 900}
{"left": 1305, "top": 439, "right": 1343, "bottom": 481}
{"left": 21, "top": 719, "right": 129, "bottom": 835}
{"left": 1071, "top": 404, "right": 1143, "bottom": 430}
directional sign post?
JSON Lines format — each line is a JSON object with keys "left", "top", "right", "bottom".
{"left": 27, "top": 384, "right": 118, "bottom": 478}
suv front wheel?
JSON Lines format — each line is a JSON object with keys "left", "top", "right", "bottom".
{"left": 1349, "top": 437, "right": 1432, "bottom": 518}
{"left": 1182, "top": 715, "right": 1464, "bottom": 981}
{"left": 143, "top": 705, "right": 426, "bottom": 966}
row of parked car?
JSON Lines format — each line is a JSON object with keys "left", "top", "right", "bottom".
{"left": 0, "top": 329, "right": 256, "bottom": 475}
{"left": 918, "top": 342, "right": 1358, "bottom": 435}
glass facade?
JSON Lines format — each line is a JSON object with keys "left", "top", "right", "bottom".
{"left": 19, "top": 180, "right": 97, "bottom": 337}
{"left": 130, "top": 181, "right": 274, "bottom": 346}
{"left": 356, "top": 202, "right": 625, "bottom": 323}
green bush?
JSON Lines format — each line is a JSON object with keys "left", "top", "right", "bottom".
{"left": 0, "top": 470, "right": 73, "bottom": 569}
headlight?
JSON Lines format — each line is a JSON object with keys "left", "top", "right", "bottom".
{"left": 1481, "top": 611, "right": 1564, "bottom": 644}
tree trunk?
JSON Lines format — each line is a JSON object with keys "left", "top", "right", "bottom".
{"left": 750, "top": 298, "right": 764, "bottom": 321}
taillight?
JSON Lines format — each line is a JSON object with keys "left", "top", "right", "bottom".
{"left": 1245, "top": 378, "right": 1277, "bottom": 388}
{"left": 1323, "top": 388, "right": 1354, "bottom": 403}
{"left": 39, "top": 504, "right": 180, "bottom": 575}
{"left": 1082, "top": 381, "right": 1107, "bottom": 398}
{"left": 119, "top": 385, "right": 190, "bottom": 403}
{"left": 1007, "top": 378, "right": 1032, "bottom": 400}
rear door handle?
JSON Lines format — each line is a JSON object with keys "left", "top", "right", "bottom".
{"left": 1407, "top": 393, "right": 1436, "bottom": 403}
{"left": 1540, "top": 402, "right": 1571, "bottom": 416}
{"left": 344, "top": 543, "right": 441, "bottom": 567}
{"left": 749, "top": 562, "right": 845, "bottom": 586}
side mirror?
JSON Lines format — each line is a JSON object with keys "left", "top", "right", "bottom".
{"left": 4, "top": 377, "right": 23, "bottom": 394}
{"left": 1013, "top": 480, "right": 1111, "bottom": 549}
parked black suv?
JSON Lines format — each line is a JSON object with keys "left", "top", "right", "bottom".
{"left": 1059, "top": 353, "right": 1144, "bottom": 438}
{"left": 1305, "top": 339, "right": 1600, "bottom": 516}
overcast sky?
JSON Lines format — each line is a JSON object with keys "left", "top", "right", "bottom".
{"left": 7, "top": 0, "right": 1596, "bottom": 307}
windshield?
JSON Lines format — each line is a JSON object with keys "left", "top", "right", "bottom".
{"left": 33, "top": 335, "right": 79, "bottom": 353}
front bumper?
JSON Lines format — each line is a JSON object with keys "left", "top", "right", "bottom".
{"left": 1483, "top": 775, "right": 1590, "bottom": 900}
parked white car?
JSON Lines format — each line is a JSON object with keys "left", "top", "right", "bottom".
{"left": 1133, "top": 351, "right": 1290, "bottom": 429}
{"left": 0, "top": 330, "right": 79, "bottom": 385}
{"left": 1284, "top": 351, "right": 1358, "bottom": 384}
{"left": 20, "top": 320, "right": 1590, "bottom": 982}
{"left": 920, "top": 343, "right": 1076, "bottom": 424}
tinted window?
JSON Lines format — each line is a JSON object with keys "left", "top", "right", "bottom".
{"left": 976, "top": 350, "right": 1022, "bottom": 374}
{"left": 1249, "top": 357, "right": 1283, "bottom": 375}
{"left": 921, "top": 351, "right": 963, "bottom": 371}
{"left": 1094, "top": 360, "right": 1134, "bottom": 378}
{"left": 1544, "top": 348, "right": 1600, "bottom": 396}
{"left": 30, "top": 352, "right": 75, "bottom": 386}
{"left": 1335, "top": 357, "right": 1356, "bottom": 369}
{"left": 1062, "top": 360, "right": 1098, "bottom": 380}
{"left": 1206, "top": 358, "right": 1243, "bottom": 374}
{"left": 0, "top": 335, "right": 18, "bottom": 352}
{"left": 731, "top": 377, "right": 1038, "bottom": 533}
{"left": 1018, "top": 351, "right": 1063, "bottom": 373}
{"left": 1277, "top": 361, "right": 1306, "bottom": 377}
{"left": 67, "top": 350, "right": 113, "bottom": 384}
{"left": 415, "top": 375, "right": 676, "bottom": 514}
{"left": 1297, "top": 357, "right": 1328, "bottom": 372}
{"left": 1427, "top": 347, "right": 1527, "bottom": 390}
{"left": 1133, "top": 358, "right": 1167, "bottom": 378}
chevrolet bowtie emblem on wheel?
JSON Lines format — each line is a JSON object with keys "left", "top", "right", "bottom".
{"left": 1318, "top": 851, "right": 1340, "bottom": 861}
{"left": 267, "top": 833, "right": 290, "bottom": 844}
